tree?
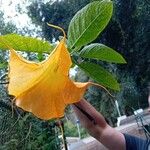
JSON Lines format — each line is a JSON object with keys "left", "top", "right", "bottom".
{"left": 114, "top": 0, "right": 150, "bottom": 104}
{"left": 28, "top": 0, "right": 91, "bottom": 40}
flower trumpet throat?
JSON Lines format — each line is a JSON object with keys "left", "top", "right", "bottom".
{"left": 8, "top": 38, "right": 90, "bottom": 120}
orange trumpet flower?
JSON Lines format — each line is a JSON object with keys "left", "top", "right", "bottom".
{"left": 8, "top": 24, "right": 111, "bottom": 120}
{"left": 8, "top": 38, "right": 93, "bottom": 120}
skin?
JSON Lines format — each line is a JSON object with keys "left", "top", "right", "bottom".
{"left": 73, "top": 99, "right": 126, "bottom": 150}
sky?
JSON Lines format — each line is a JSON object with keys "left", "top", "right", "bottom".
{"left": 0, "top": 0, "right": 31, "bottom": 28}
{"left": 0, "top": 0, "right": 52, "bottom": 35}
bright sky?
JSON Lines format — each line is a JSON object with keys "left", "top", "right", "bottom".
{"left": 0, "top": 0, "right": 52, "bottom": 35}
{"left": 0, "top": 0, "right": 30, "bottom": 28}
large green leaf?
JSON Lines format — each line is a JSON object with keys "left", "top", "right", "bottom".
{"left": 0, "top": 34, "right": 54, "bottom": 53}
{"left": 80, "top": 43, "right": 126, "bottom": 63}
{"left": 68, "top": 0, "right": 113, "bottom": 50}
{"left": 77, "top": 61, "right": 120, "bottom": 90}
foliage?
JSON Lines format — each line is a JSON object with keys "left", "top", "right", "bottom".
{"left": 64, "top": 121, "right": 89, "bottom": 139}
{"left": 115, "top": 73, "right": 145, "bottom": 115}
{"left": 114, "top": 0, "right": 150, "bottom": 94}
{"left": 0, "top": 92, "right": 61, "bottom": 149}
{"left": 79, "top": 43, "right": 126, "bottom": 63}
{"left": 67, "top": 0, "right": 113, "bottom": 50}
{"left": 0, "top": 34, "right": 54, "bottom": 53}
{"left": 0, "top": 12, "right": 17, "bottom": 35}
{"left": 27, "top": 0, "right": 92, "bottom": 40}
{"left": 78, "top": 62, "right": 120, "bottom": 90}
{"left": 0, "top": 0, "right": 126, "bottom": 91}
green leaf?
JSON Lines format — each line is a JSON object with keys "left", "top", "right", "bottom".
{"left": 0, "top": 62, "right": 7, "bottom": 69}
{"left": 80, "top": 43, "right": 126, "bottom": 63}
{"left": 77, "top": 61, "right": 120, "bottom": 90}
{"left": 68, "top": 0, "right": 113, "bottom": 50}
{"left": 0, "top": 34, "right": 54, "bottom": 53}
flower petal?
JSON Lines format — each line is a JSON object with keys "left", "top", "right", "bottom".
{"left": 15, "top": 76, "right": 90, "bottom": 120}
{"left": 8, "top": 49, "right": 42, "bottom": 97}
{"left": 9, "top": 38, "right": 92, "bottom": 120}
